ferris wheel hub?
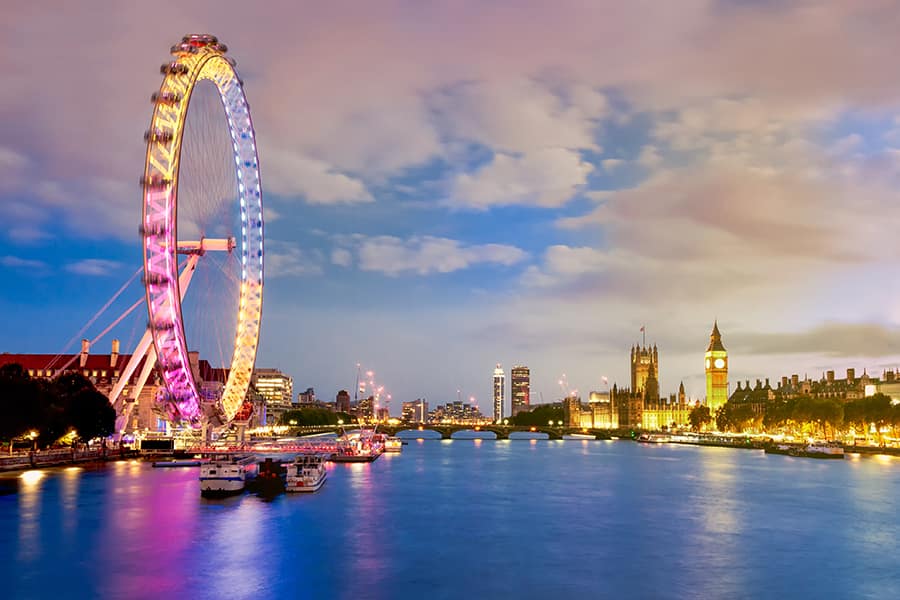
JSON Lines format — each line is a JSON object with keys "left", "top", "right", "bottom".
{"left": 177, "top": 237, "right": 237, "bottom": 255}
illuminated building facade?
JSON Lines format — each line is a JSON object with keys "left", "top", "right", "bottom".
{"left": 402, "top": 399, "right": 429, "bottom": 423}
{"left": 428, "top": 400, "right": 486, "bottom": 424}
{"left": 588, "top": 391, "right": 616, "bottom": 429}
{"left": 631, "top": 343, "right": 658, "bottom": 394}
{"left": 563, "top": 395, "right": 582, "bottom": 427}
{"left": 252, "top": 368, "right": 293, "bottom": 425}
{"left": 611, "top": 339, "right": 693, "bottom": 430}
{"left": 705, "top": 321, "right": 728, "bottom": 416}
{"left": 493, "top": 364, "right": 505, "bottom": 423}
{"left": 355, "top": 395, "right": 375, "bottom": 421}
{"left": 510, "top": 365, "right": 530, "bottom": 417}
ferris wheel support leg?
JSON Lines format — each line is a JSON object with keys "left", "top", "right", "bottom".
{"left": 109, "top": 329, "right": 154, "bottom": 415}
{"left": 111, "top": 256, "right": 201, "bottom": 437}
{"left": 115, "top": 345, "right": 158, "bottom": 437}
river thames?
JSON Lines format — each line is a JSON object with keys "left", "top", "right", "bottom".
{"left": 2, "top": 438, "right": 900, "bottom": 599}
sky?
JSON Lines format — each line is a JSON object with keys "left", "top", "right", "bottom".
{"left": 3, "top": 1, "right": 900, "bottom": 416}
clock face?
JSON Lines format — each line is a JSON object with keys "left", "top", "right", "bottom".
{"left": 705, "top": 359, "right": 710, "bottom": 369}
{"left": 714, "top": 358, "right": 725, "bottom": 369}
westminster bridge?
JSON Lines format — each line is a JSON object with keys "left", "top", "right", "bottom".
{"left": 284, "top": 424, "right": 625, "bottom": 441}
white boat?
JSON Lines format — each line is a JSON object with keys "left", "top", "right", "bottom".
{"left": 636, "top": 433, "right": 670, "bottom": 443}
{"left": 766, "top": 441, "right": 845, "bottom": 459}
{"left": 384, "top": 437, "right": 403, "bottom": 452}
{"left": 199, "top": 454, "right": 258, "bottom": 496}
{"left": 800, "top": 442, "right": 845, "bottom": 459}
{"left": 285, "top": 453, "right": 328, "bottom": 493}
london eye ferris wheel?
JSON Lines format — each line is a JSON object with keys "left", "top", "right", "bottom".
{"left": 139, "top": 34, "right": 263, "bottom": 426}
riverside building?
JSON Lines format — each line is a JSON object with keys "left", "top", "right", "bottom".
{"left": 510, "top": 365, "right": 530, "bottom": 417}
{"left": 493, "top": 364, "right": 505, "bottom": 423}
{"left": 252, "top": 368, "right": 294, "bottom": 425}
{"left": 704, "top": 321, "right": 729, "bottom": 415}
{"left": 402, "top": 399, "right": 429, "bottom": 423}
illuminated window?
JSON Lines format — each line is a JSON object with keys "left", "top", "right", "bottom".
{"left": 28, "top": 370, "right": 34, "bottom": 376}
{"left": 92, "top": 370, "right": 99, "bottom": 377}
{"left": 101, "top": 370, "right": 107, "bottom": 377}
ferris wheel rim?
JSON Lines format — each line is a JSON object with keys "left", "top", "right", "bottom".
{"left": 140, "top": 34, "right": 264, "bottom": 425}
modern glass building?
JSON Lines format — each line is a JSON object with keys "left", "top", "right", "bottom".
{"left": 493, "top": 363, "right": 505, "bottom": 423}
{"left": 511, "top": 365, "right": 530, "bottom": 417}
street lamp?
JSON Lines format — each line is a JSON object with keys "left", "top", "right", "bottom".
{"left": 557, "top": 420, "right": 563, "bottom": 428}
{"left": 503, "top": 419, "right": 508, "bottom": 426}
{"left": 548, "top": 420, "right": 554, "bottom": 427}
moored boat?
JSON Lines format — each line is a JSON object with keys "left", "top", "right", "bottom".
{"left": 384, "top": 437, "right": 403, "bottom": 452}
{"left": 636, "top": 433, "right": 670, "bottom": 443}
{"left": 330, "top": 430, "right": 384, "bottom": 462}
{"left": 765, "top": 442, "right": 845, "bottom": 459}
{"left": 250, "top": 457, "right": 287, "bottom": 495}
{"left": 199, "top": 454, "right": 257, "bottom": 497}
{"left": 285, "top": 454, "right": 327, "bottom": 492}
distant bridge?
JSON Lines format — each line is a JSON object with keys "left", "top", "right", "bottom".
{"left": 285, "top": 424, "right": 624, "bottom": 441}
{"left": 380, "top": 424, "right": 623, "bottom": 440}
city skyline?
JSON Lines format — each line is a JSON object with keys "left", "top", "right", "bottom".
{"left": 5, "top": 3, "right": 900, "bottom": 416}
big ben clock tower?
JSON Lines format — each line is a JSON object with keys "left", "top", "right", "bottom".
{"left": 705, "top": 321, "right": 728, "bottom": 416}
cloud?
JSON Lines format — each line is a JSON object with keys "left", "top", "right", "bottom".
{"left": 7, "top": 1, "right": 900, "bottom": 407}
{"left": 1, "top": 255, "right": 47, "bottom": 270}
{"left": 264, "top": 151, "right": 373, "bottom": 204}
{"left": 601, "top": 158, "right": 624, "bottom": 171}
{"left": 737, "top": 322, "right": 900, "bottom": 358}
{"left": 65, "top": 259, "right": 122, "bottom": 276}
{"left": 0, "top": 146, "right": 27, "bottom": 188}
{"left": 353, "top": 235, "right": 527, "bottom": 276}
{"left": 451, "top": 148, "right": 593, "bottom": 209}
{"left": 331, "top": 248, "right": 352, "bottom": 267}
{"left": 637, "top": 145, "right": 662, "bottom": 168}
{"left": 263, "top": 207, "right": 281, "bottom": 223}
{"left": 435, "top": 78, "right": 606, "bottom": 154}
{"left": 266, "top": 241, "right": 325, "bottom": 277}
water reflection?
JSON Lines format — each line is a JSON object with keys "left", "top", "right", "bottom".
{"left": 60, "top": 467, "right": 81, "bottom": 537}
{"left": 3, "top": 444, "right": 900, "bottom": 599}
{"left": 17, "top": 470, "right": 44, "bottom": 561}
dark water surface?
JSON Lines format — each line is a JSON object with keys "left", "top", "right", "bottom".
{"left": 3, "top": 439, "right": 900, "bottom": 599}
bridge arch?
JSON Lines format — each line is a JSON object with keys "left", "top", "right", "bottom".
{"left": 395, "top": 428, "right": 443, "bottom": 440}
{"left": 451, "top": 429, "right": 499, "bottom": 440}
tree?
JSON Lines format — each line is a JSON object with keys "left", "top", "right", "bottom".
{"left": 507, "top": 404, "right": 564, "bottom": 427}
{"left": 280, "top": 407, "right": 343, "bottom": 426}
{"left": 0, "top": 363, "right": 42, "bottom": 441}
{"left": 817, "top": 398, "right": 843, "bottom": 440}
{"left": 866, "top": 394, "right": 894, "bottom": 444}
{"left": 66, "top": 388, "right": 116, "bottom": 442}
{"left": 0, "top": 367, "right": 115, "bottom": 446}
{"left": 688, "top": 405, "right": 711, "bottom": 432}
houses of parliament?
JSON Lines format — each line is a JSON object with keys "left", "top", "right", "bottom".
{"left": 565, "top": 322, "right": 727, "bottom": 430}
